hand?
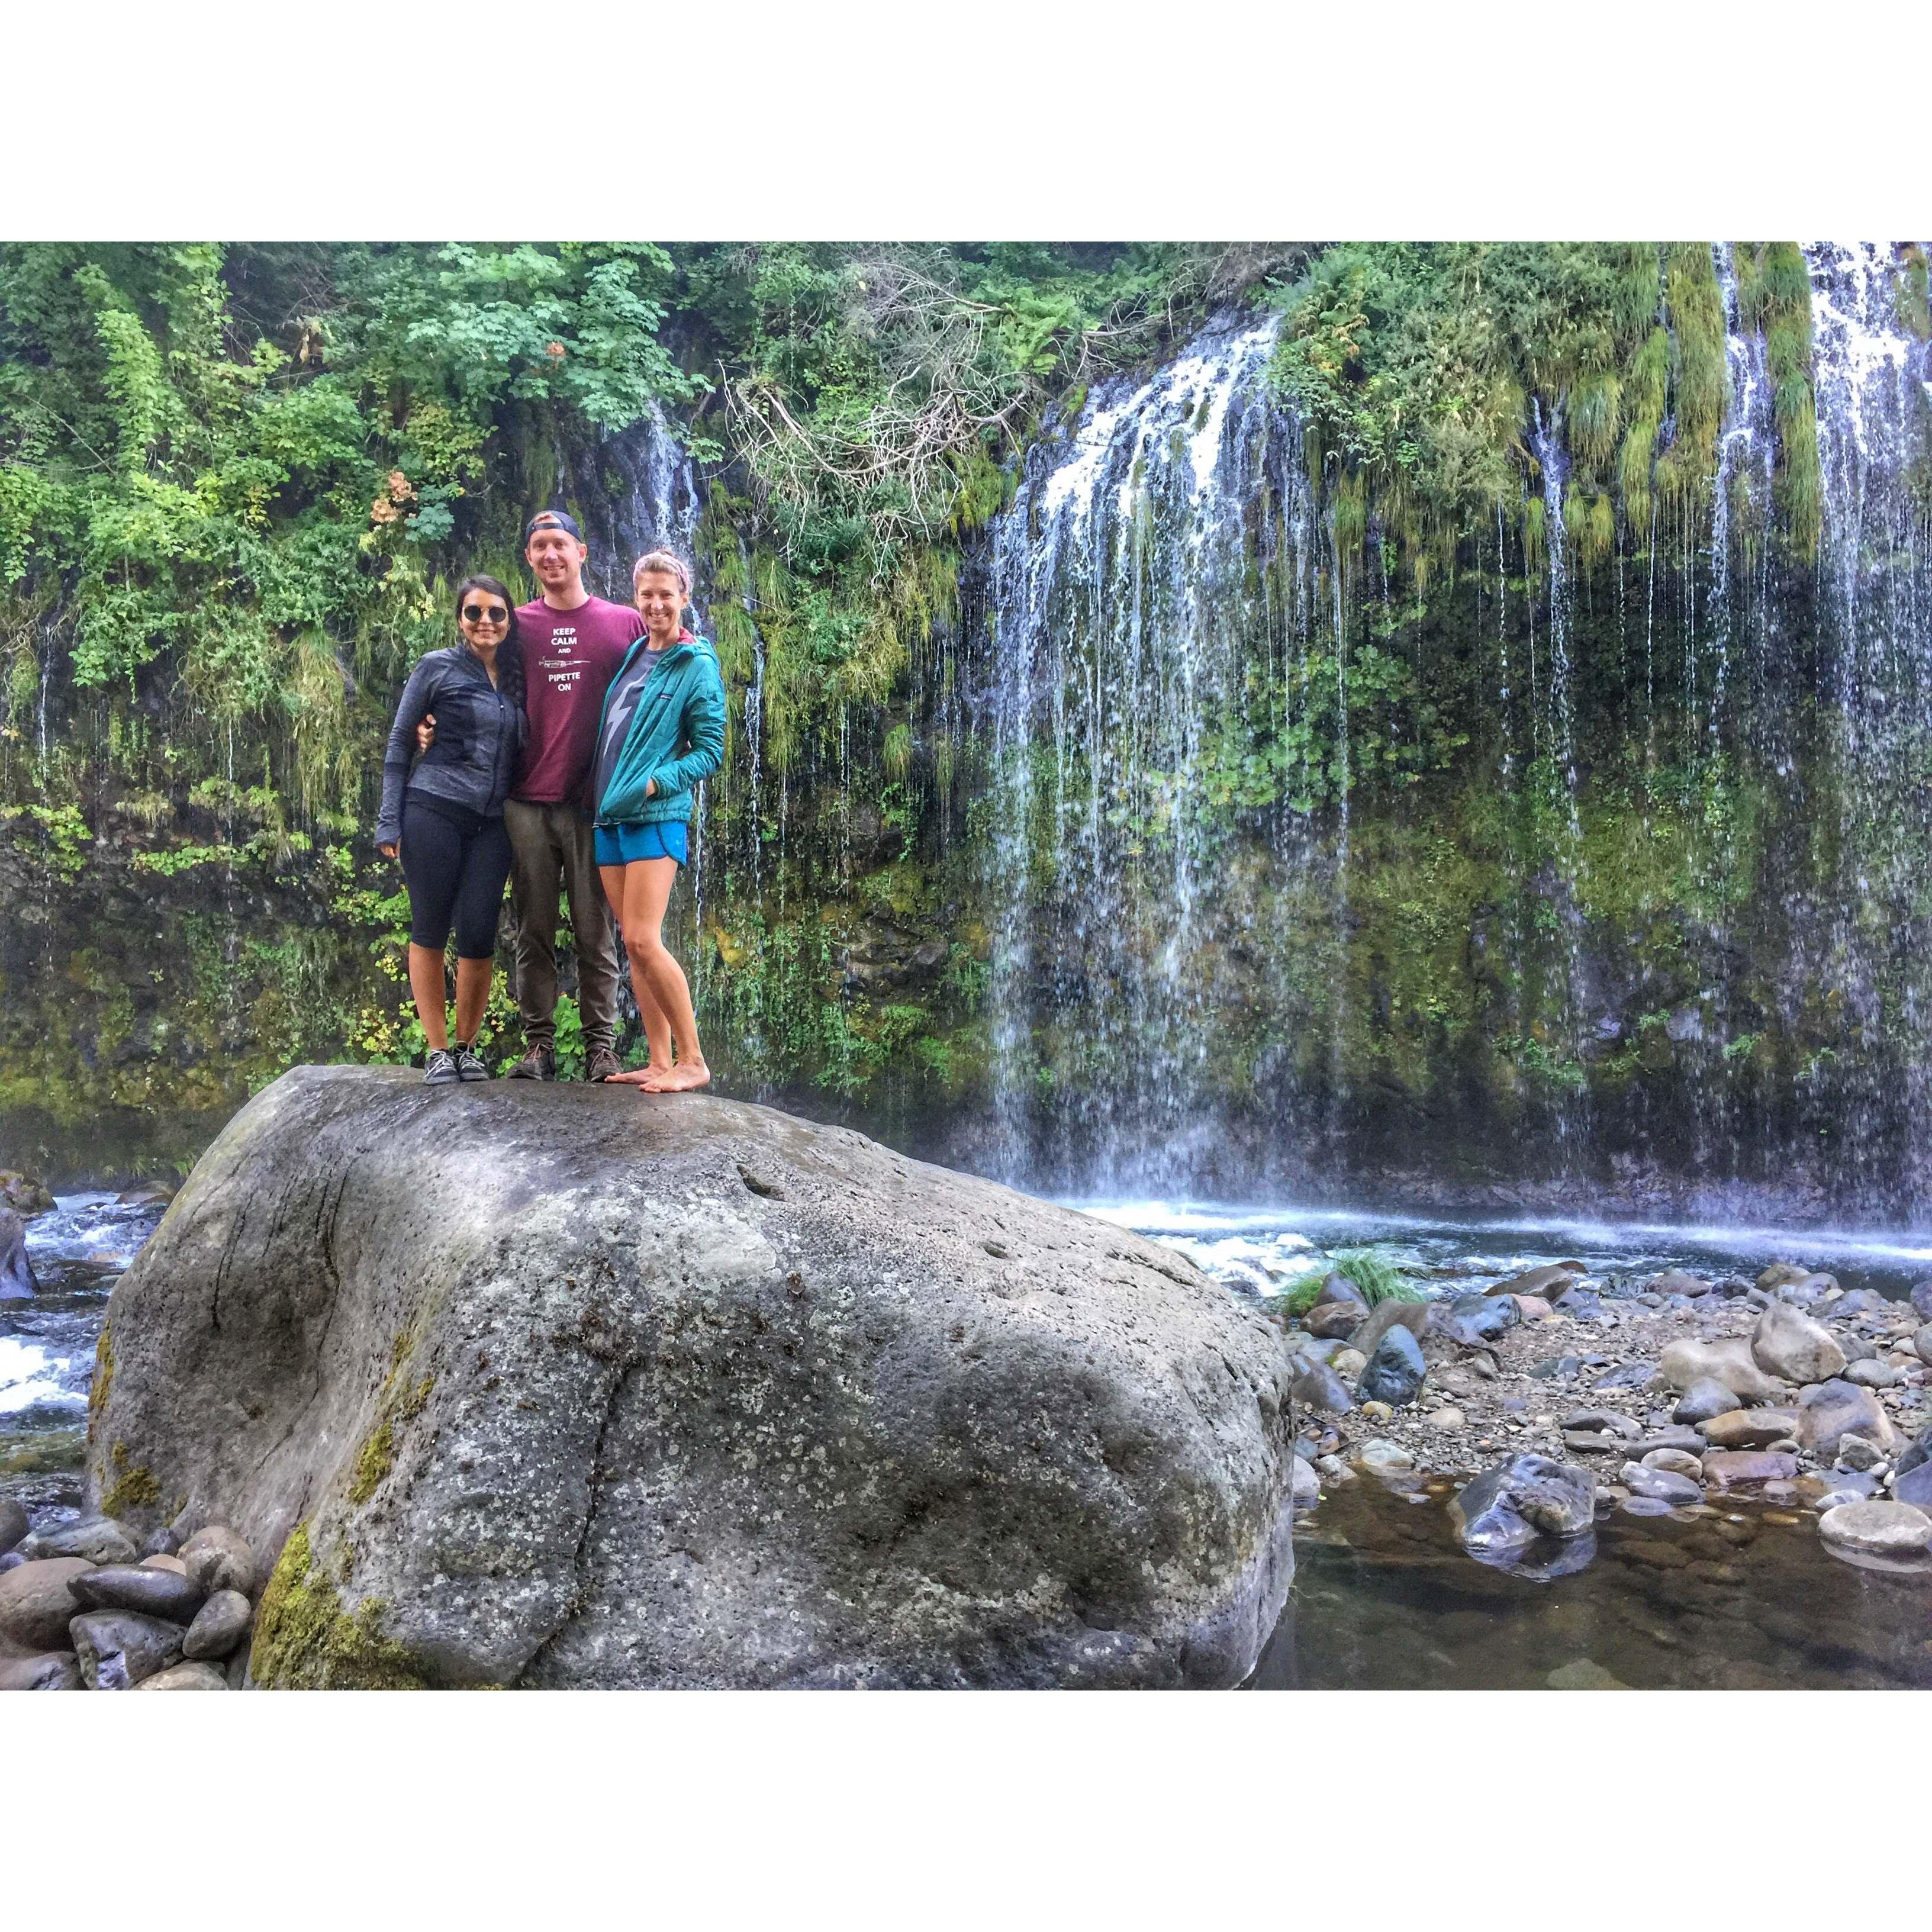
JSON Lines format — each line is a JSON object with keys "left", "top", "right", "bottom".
{"left": 379, "top": 842, "right": 398, "bottom": 861}
{"left": 416, "top": 711, "right": 436, "bottom": 754}
{"left": 645, "top": 778, "right": 656, "bottom": 798}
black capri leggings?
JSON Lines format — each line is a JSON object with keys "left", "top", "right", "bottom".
{"left": 400, "top": 796, "right": 514, "bottom": 959}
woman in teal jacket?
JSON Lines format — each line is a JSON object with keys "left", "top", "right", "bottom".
{"left": 591, "top": 549, "right": 727, "bottom": 1091}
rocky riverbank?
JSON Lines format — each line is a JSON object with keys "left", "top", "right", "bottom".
{"left": 1281, "top": 1261, "right": 1932, "bottom": 1577}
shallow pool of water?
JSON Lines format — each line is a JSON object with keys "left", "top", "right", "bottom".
{"left": 1252, "top": 1474, "right": 1932, "bottom": 1690}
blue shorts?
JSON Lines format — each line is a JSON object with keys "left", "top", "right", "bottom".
{"left": 595, "top": 820, "right": 689, "bottom": 868}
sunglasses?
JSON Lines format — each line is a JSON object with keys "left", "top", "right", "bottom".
{"left": 462, "top": 605, "right": 509, "bottom": 624}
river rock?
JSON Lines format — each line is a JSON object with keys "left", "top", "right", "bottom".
{"left": 1446, "top": 1292, "right": 1516, "bottom": 1345}
{"left": 0, "top": 1556, "right": 96, "bottom": 1651}
{"left": 67, "top": 1563, "right": 207, "bottom": 1621}
{"left": 1911, "top": 1281, "right": 1932, "bottom": 1321}
{"left": 1659, "top": 1338, "right": 1785, "bottom": 1403}
{"left": 1912, "top": 1325, "right": 1932, "bottom": 1367}
{"left": 1798, "top": 1380, "right": 1898, "bottom": 1460}
{"left": 19, "top": 1518, "right": 139, "bottom": 1565}
{"left": 1316, "top": 1271, "right": 1367, "bottom": 1308}
{"left": 1306, "top": 1300, "right": 1366, "bottom": 1341}
{"left": 0, "top": 1498, "right": 26, "bottom": 1557}
{"left": 141, "top": 1553, "right": 187, "bottom": 1575}
{"left": 83, "top": 1064, "right": 1298, "bottom": 1690}
{"left": 0, "top": 1650, "right": 82, "bottom": 1690}
{"left": 1356, "top": 1324, "right": 1427, "bottom": 1408}
{"left": 70, "top": 1609, "right": 184, "bottom": 1689}
{"left": 0, "top": 1205, "right": 36, "bottom": 1300}
{"left": 1619, "top": 1461, "right": 1702, "bottom": 1506}
{"left": 179, "top": 1526, "right": 256, "bottom": 1599}
{"left": 1450, "top": 1455, "right": 1596, "bottom": 1551}
{"left": 1515, "top": 1295, "right": 1553, "bottom": 1321}
{"left": 1777, "top": 1273, "right": 1837, "bottom": 1306}
{"left": 1835, "top": 1434, "right": 1886, "bottom": 1473}
{"left": 1647, "top": 1270, "right": 1711, "bottom": 1298}
{"left": 1290, "top": 1361, "right": 1355, "bottom": 1415}
{"left": 1701, "top": 1450, "right": 1800, "bottom": 1492}
{"left": 1756, "top": 1263, "right": 1813, "bottom": 1293}
{"left": 1290, "top": 1458, "right": 1321, "bottom": 1509}
{"left": 139, "top": 1524, "right": 182, "bottom": 1559}
{"left": 1561, "top": 1408, "right": 1640, "bottom": 1440}
{"left": 1895, "top": 1462, "right": 1932, "bottom": 1509}
{"left": 134, "top": 1660, "right": 228, "bottom": 1690}
{"left": 1426, "top": 1406, "right": 1467, "bottom": 1431}
{"left": 1698, "top": 1408, "right": 1801, "bottom": 1450}
{"left": 1641, "top": 1447, "right": 1705, "bottom": 1479}
{"left": 1332, "top": 1347, "right": 1367, "bottom": 1379}
{"left": 1486, "top": 1263, "right": 1585, "bottom": 1299}
{"left": 1357, "top": 1438, "right": 1415, "bottom": 1476}
{"left": 0, "top": 1170, "right": 55, "bottom": 1216}
{"left": 1635, "top": 1426, "right": 1708, "bottom": 1456}
{"left": 1674, "top": 1376, "right": 1743, "bottom": 1424}
{"left": 1896, "top": 1424, "right": 1932, "bottom": 1479}
{"left": 1817, "top": 1500, "right": 1932, "bottom": 1559}
{"left": 1801, "top": 1471, "right": 1878, "bottom": 1509}
{"left": 1846, "top": 1360, "right": 1905, "bottom": 1390}
{"left": 1828, "top": 1289, "right": 1885, "bottom": 1318}
{"left": 1348, "top": 1299, "right": 1430, "bottom": 1363}
{"left": 1751, "top": 1302, "right": 1846, "bottom": 1385}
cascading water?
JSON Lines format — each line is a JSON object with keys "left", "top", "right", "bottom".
{"left": 565, "top": 399, "right": 700, "bottom": 598}
{"left": 975, "top": 311, "right": 1317, "bottom": 1190}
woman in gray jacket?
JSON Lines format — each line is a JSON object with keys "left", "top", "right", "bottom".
{"left": 376, "top": 575, "right": 526, "bottom": 1084}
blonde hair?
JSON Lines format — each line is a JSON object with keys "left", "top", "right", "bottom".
{"left": 632, "top": 549, "right": 691, "bottom": 596}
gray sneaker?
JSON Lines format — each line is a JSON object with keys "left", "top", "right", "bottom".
{"left": 452, "top": 1043, "right": 490, "bottom": 1083}
{"left": 423, "top": 1048, "right": 461, "bottom": 1086}
{"left": 505, "top": 1045, "right": 555, "bottom": 1081}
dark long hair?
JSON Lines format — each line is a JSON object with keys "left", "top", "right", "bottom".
{"left": 454, "top": 574, "right": 524, "bottom": 706}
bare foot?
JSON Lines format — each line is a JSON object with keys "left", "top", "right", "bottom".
{"left": 655, "top": 1059, "right": 711, "bottom": 1093}
{"left": 607, "top": 1065, "right": 672, "bottom": 1087}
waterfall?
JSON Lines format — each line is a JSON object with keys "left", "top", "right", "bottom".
{"left": 1802, "top": 242, "right": 1932, "bottom": 1208}
{"left": 565, "top": 400, "right": 700, "bottom": 598}
{"left": 977, "top": 311, "right": 1306, "bottom": 1189}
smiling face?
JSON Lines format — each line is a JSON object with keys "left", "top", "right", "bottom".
{"left": 459, "top": 590, "right": 511, "bottom": 653}
{"left": 634, "top": 568, "right": 686, "bottom": 646}
{"left": 526, "top": 522, "right": 588, "bottom": 599}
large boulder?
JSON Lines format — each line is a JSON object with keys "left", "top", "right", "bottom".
{"left": 1659, "top": 1337, "right": 1786, "bottom": 1404}
{"left": 1798, "top": 1380, "right": 1898, "bottom": 1461}
{"left": 83, "top": 1066, "right": 1297, "bottom": 1690}
{"left": 1750, "top": 1302, "right": 1845, "bottom": 1386}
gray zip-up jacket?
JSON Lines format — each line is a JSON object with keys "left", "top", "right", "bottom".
{"left": 375, "top": 646, "right": 526, "bottom": 846}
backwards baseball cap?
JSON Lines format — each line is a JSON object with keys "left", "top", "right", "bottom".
{"left": 524, "top": 508, "right": 584, "bottom": 542}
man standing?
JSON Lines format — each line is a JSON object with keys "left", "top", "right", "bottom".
{"left": 498, "top": 510, "right": 643, "bottom": 1081}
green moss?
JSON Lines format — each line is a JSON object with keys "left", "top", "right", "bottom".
{"left": 86, "top": 1322, "right": 114, "bottom": 1449}
{"left": 101, "top": 1438, "right": 162, "bottom": 1516}
{"left": 346, "top": 1422, "right": 394, "bottom": 1505}
{"left": 249, "top": 1522, "right": 427, "bottom": 1690}
{"left": 1, "top": 1427, "right": 85, "bottom": 1476}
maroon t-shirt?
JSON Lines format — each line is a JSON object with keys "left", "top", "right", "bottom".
{"left": 512, "top": 594, "right": 646, "bottom": 804}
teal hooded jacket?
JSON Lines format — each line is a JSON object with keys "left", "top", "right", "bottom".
{"left": 591, "top": 634, "right": 727, "bottom": 829}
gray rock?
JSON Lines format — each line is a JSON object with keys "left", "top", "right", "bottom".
{"left": 1356, "top": 1324, "right": 1428, "bottom": 1408}
{"left": 1896, "top": 1423, "right": 1932, "bottom": 1479}
{"left": 1673, "top": 1377, "right": 1744, "bottom": 1425}
{"left": 1751, "top": 1301, "right": 1846, "bottom": 1386}
{"left": 1561, "top": 1408, "right": 1640, "bottom": 1440}
{"left": 139, "top": 1524, "right": 182, "bottom": 1560}
{"left": 1895, "top": 1462, "right": 1932, "bottom": 1509}
{"left": 18, "top": 1518, "right": 139, "bottom": 1566}
{"left": 1290, "top": 1458, "right": 1321, "bottom": 1509}
{"left": 0, "top": 1550, "right": 21, "bottom": 1575}
{"left": 1289, "top": 1362, "right": 1355, "bottom": 1415}
{"left": 1445, "top": 1293, "right": 1516, "bottom": 1345}
{"left": 1798, "top": 1380, "right": 1898, "bottom": 1461}
{"left": 1450, "top": 1455, "right": 1596, "bottom": 1553}
{"left": 134, "top": 1660, "right": 228, "bottom": 1691}
{"left": 1640, "top": 1447, "right": 1705, "bottom": 1479}
{"left": 0, "top": 1498, "right": 26, "bottom": 1557}
{"left": 1619, "top": 1460, "right": 1702, "bottom": 1506}
{"left": 1357, "top": 1438, "right": 1416, "bottom": 1476}
{"left": 1846, "top": 1360, "right": 1905, "bottom": 1390}
{"left": 1348, "top": 1299, "right": 1431, "bottom": 1364}
{"left": 1837, "top": 1332, "right": 1878, "bottom": 1364}
{"left": 1660, "top": 1338, "right": 1786, "bottom": 1403}
{"left": 1817, "top": 1500, "right": 1932, "bottom": 1559}
{"left": 67, "top": 1564, "right": 207, "bottom": 1622}
{"left": 83, "top": 1064, "right": 1298, "bottom": 1690}
{"left": 0, "top": 1204, "right": 37, "bottom": 1300}
{"left": 0, "top": 1556, "right": 97, "bottom": 1651}
{"left": 1701, "top": 1450, "right": 1801, "bottom": 1491}
{"left": 1554, "top": 1287, "right": 1605, "bottom": 1320}
{"left": 1911, "top": 1280, "right": 1932, "bottom": 1322}
{"left": 1592, "top": 1360, "right": 1657, "bottom": 1392}
{"left": 0, "top": 1650, "right": 82, "bottom": 1690}
{"left": 179, "top": 1526, "right": 256, "bottom": 1600}
{"left": 1756, "top": 1264, "right": 1814, "bottom": 1294}
{"left": 1528, "top": 1355, "right": 1583, "bottom": 1382}
{"left": 1829, "top": 1289, "right": 1886, "bottom": 1318}
{"left": 1635, "top": 1426, "right": 1708, "bottom": 1456}
{"left": 1914, "top": 1325, "right": 1932, "bottom": 1367}
{"left": 1316, "top": 1271, "right": 1367, "bottom": 1308}
{"left": 70, "top": 1610, "right": 185, "bottom": 1689}
{"left": 1487, "top": 1264, "right": 1585, "bottom": 1299}
{"left": 1777, "top": 1273, "right": 1836, "bottom": 1307}
{"left": 1835, "top": 1435, "right": 1887, "bottom": 1473}
{"left": 1647, "top": 1270, "right": 1711, "bottom": 1298}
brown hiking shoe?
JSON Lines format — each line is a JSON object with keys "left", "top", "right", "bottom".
{"left": 505, "top": 1045, "right": 555, "bottom": 1081}
{"left": 585, "top": 1046, "right": 624, "bottom": 1084}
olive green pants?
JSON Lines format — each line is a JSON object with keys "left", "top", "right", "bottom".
{"left": 503, "top": 798, "right": 620, "bottom": 1055}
